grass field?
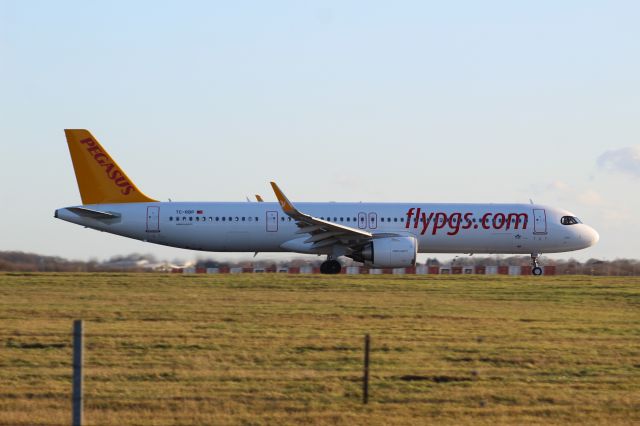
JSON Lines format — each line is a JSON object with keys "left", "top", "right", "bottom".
{"left": 0, "top": 273, "right": 638, "bottom": 425}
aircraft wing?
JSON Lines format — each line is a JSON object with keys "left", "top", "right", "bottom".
{"left": 270, "top": 182, "right": 372, "bottom": 250}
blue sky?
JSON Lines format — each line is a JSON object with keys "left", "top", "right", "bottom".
{"left": 1, "top": 1, "right": 639, "bottom": 262}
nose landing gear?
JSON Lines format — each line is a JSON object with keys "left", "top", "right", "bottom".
{"left": 531, "top": 253, "right": 543, "bottom": 276}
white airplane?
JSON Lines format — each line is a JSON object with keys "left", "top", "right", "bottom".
{"left": 55, "top": 130, "right": 599, "bottom": 275}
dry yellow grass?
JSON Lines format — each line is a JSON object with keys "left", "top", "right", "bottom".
{"left": 0, "top": 273, "right": 638, "bottom": 425}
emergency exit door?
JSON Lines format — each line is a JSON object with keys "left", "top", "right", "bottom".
{"left": 266, "top": 211, "right": 278, "bottom": 232}
{"left": 368, "top": 212, "right": 378, "bottom": 229}
{"left": 358, "top": 212, "right": 367, "bottom": 229}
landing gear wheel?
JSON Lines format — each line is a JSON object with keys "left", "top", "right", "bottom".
{"left": 530, "top": 253, "right": 543, "bottom": 276}
{"left": 320, "top": 260, "right": 342, "bottom": 274}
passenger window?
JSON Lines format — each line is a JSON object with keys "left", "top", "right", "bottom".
{"left": 222, "top": 217, "right": 226, "bottom": 221}
{"left": 281, "top": 217, "right": 285, "bottom": 221}
{"left": 394, "top": 218, "right": 397, "bottom": 222}
{"left": 255, "top": 217, "right": 259, "bottom": 221}
{"left": 169, "top": 217, "right": 173, "bottom": 221}
{"left": 189, "top": 217, "right": 193, "bottom": 221}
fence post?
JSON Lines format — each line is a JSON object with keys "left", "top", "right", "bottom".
{"left": 363, "top": 334, "right": 370, "bottom": 404}
{"left": 72, "top": 320, "right": 83, "bottom": 426}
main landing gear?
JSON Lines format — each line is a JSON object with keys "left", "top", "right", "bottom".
{"left": 320, "top": 258, "right": 342, "bottom": 274}
{"left": 531, "top": 253, "right": 543, "bottom": 276}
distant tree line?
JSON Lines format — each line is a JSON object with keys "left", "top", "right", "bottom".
{"left": 0, "top": 252, "right": 158, "bottom": 273}
{"left": 1, "top": 251, "right": 639, "bottom": 276}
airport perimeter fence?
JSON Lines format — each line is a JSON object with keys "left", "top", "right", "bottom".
{"left": 4, "top": 314, "right": 637, "bottom": 426}
{"left": 5, "top": 320, "right": 534, "bottom": 426}
{"left": 177, "top": 264, "right": 559, "bottom": 276}
{"left": 0, "top": 320, "right": 384, "bottom": 426}
{"left": 177, "top": 264, "right": 640, "bottom": 276}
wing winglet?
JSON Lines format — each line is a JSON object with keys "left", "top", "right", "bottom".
{"left": 270, "top": 182, "right": 298, "bottom": 215}
{"left": 269, "top": 181, "right": 373, "bottom": 239}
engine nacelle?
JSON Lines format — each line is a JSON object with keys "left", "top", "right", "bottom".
{"left": 360, "top": 236, "right": 418, "bottom": 268}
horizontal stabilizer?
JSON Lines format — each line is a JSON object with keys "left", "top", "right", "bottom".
{"left": 67, "top": 207, "right": 121, "bottom": 220}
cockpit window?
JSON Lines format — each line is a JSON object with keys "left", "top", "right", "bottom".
{"left": 560, "top": 216, "right": 581, "bottom": 225}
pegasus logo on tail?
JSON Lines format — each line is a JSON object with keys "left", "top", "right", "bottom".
{"left": 79, "top": 138, "right": 134, "bottom": 195}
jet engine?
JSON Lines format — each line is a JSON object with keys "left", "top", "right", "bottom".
{"left": 354, "top": 236, "right": 418, "bottom": 268}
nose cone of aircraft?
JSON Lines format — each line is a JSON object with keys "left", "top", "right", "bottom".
{"left": 584, "top": 226, "right": 599, "bottom": 247}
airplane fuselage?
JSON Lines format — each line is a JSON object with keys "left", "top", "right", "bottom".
{"left": 56, "top": 201, "right": 598, "bottom": 255}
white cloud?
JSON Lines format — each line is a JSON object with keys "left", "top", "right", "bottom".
{"left": 597, "top": 146, "right": 640, "bottom": 178}
{"left": 537, "top": 180, "right": 604, "bottom": 207}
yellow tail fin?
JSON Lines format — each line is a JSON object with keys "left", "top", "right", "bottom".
{"left": 65, "top": 129, "right": 157, "bottom": 204}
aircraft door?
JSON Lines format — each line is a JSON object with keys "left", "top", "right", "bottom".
{"left": 146, "top": 206, "right": 160, "bottom": 232}
{"left": 266, "top": 211, "right": 278, "bottom": 232}
{"left": 533, "top": 209, "right": 547, "bottom": 235}
{"left": 358, "top": 212, "right": 367, "bottom": 229}
{"left": 368, "top": 212, "right": 378, "bottom": 229}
